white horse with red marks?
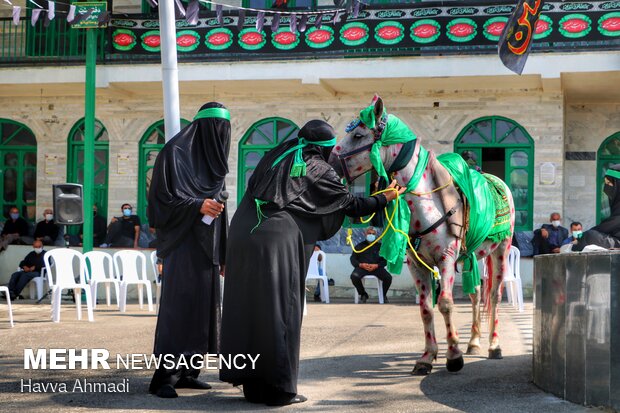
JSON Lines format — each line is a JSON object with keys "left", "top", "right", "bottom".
{"left": 329, "top": 96, "right": 515, "bottom": 375}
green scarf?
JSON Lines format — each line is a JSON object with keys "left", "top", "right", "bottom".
{"left": 271, "top": 136, "right": 337, "bottom": 177}
{"left": 359, "top": 103, "right": 420, "bottom": 274}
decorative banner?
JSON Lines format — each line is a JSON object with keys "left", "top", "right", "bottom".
{"left": 31, "top": 9, "right": 42, "bottom": 26}
{"left": 12, "top": 5, "right": 20, "bottom": 25}
{"left": 256, "top": 11, "right": 264, "bottom": 31}
{"left": 299, "top": 14, "right": 307, "bottom": 32}
{"left": 67, "top": 4, "right": 75, "bottom": 22}
{"left": 237, "top": 9, "right": 245, "bottom": 31}
{"left": 175, "top": 0, "right": 186, "bottom": 17}
{"left": 498, "top": 0, "right": 545, "bottom": 75}
{"left": 216, "top": 4, "right": 222, "bottom": 25}
{"left": 47, "top": 1, "right": 54, "bottom": 20}
{"left": 70, "top": 2, "right": 105, "bottom": 29}
{"left": 186, "top": 0, "right": 199, "bottom": 25}
{"left": 290, "top": 12, "right": 296, "bottom": 33}
{"left": 271, "top": 13, "right": 280, "bottom": 31}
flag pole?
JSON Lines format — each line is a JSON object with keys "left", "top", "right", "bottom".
{"left": 159, "top": 0, "right": 181, "bottom": 142}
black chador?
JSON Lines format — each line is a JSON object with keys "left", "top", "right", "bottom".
{"left": 147, "top": 102, "right": 230, "bottom": 398}
{"left": 219, "top": 120, "right": 391, "bottom": 406}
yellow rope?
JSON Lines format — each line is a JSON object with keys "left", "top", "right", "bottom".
{"left": 346, "top": 187, "right": 440, "bottom": 280}
{"left": 408, "top": 178, "right": 453, "bottom": 196}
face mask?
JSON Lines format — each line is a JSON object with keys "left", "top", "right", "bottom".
{"left": 366, "top": 234, "right": 376, "bottom": 242}
{"left": 9, "top": 213, "right": 18, "bottom": 220}
{"left": 122, "top": 209, "right": 132, "bottom": 217}
{"left": 34, "top": 247, "right": 43, "bottom": 254}
{"left": 572, "top": 230, "right": 583, "bottom": 239}
{"left": 45, "top": 214, "right": 53, "bottom": 221}
{"left": 551, "top": 220, "right": 561, "bottom": 228}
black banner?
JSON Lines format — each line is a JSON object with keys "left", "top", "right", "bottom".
{"left": 498, "top": 0, "right": 545, "bottom": 74}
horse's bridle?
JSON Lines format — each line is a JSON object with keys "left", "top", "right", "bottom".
{"left": 336, "top": 114, "right": 387, "bottom": 183}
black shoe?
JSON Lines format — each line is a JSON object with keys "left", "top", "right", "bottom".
{"left": 313, "top": 295, "right": 321, "bottom": 302}
{"left": 383, "top": 296, "right": 389, "bottom": 304}
{"left": 328, "top": 278, "right": 335, "bottom": 286}
{"left": 17, "top": 294, "right": 24, "bottom": 300}
{"left": 175, "top": 377, "right": 212, "bottom": 390}
{"left": 266, "top": 394, "right": 307, "bottom": 406}
{"left": 155, "top": 384, "right": 178, "bottom": 398}
{"left": 360, "top": 293, "right": 369, "bottom": 304}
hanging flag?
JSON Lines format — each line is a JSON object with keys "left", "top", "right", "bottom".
{"left": 498, "top": 0, "right": 544, "bottom": 75}
{"left": 314, "top": 13, "right": 322, "bottom": 29}
{"left": 174, "top": 0, "right": 186, "bottom": 17}
{"left": 332, "top": 10, "right": 340, "bottom": 25}
{"left": 216, "top": 4, "right": 223, "bottom": 25}
{"left": 31, "top": 9, "right": 42, "bottom": 26}
{"left": 271, "top": 13, "right": 280, "bottom": 31}
{"left": 299, "top": 14, "right": 307, "bottom": 32}
{"left": 69, "top": 9, "right": 92, "bottom": 25}
{"left": 237, "top": 9, "right": 245, "bottom": 31}
{"left": 289, "top": 13, "right": 296, "bottom": 33}
{"left": 256, "top": 11, "right": 265, "bottom": 31}
{"left": 67, "top": 4, "right": 75, "bottom": 22}
{"left": 186, "top": 0, "right": 199, "bottom": 25}
{"left": 146, "top": 0, "right": 158, "bottom": 8}
{"left": 47, "top": 1, "right": 54, "bottom": 20}
{"left": 98, "top": 10, "right": 111, "bottom": 26}
{"left": 352, "top": 0, "right": 360, "bottom": 18}
{"left": 12, "top": 5, "right": 20, "bottom": 25}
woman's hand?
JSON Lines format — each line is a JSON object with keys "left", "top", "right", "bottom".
{"left": 383, "top": 180, "right": 406, "bottom": 202}
{"left": 201, "top": 198, "right": 225, "bottom": 218}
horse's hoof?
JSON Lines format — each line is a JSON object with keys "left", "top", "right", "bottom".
{"left": 411, "top": 362, "right": 433, "bottom": 376}
{"left": 466, "top": 345, "right": 480, "bottom": 355}
{"left": 446, "top": 355, "right": 464, "bottom": 372}
{"left": 488, "top": 348, "right": 503, "bottom": 359}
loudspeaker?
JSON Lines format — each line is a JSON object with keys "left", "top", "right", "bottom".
{"left": 53, "top": 184, "right": 84, "bottom": 225}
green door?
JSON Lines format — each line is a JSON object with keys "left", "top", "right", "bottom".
{"left": 0, "top": 120, "right": 37, "bottom": 221}
{"left": 455, "top": 116, "right": 535, "bottom": 231}
{"left": 67, "top": 118, "right": 109, "bottom": 224}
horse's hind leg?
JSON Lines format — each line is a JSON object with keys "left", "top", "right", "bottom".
{"left": 466, "top": 282, "right": 482, "bottom": 355}
{"left": 487, "top": 238, "right": 511, "bottom": 359}
{"left": 411, "top": 265, "right": 439, "bottom": 376}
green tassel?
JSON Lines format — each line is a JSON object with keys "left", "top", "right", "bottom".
{"left": 290, "top": 147, "right": 307, "bottom": 177}
{"left": 251, "top": 199, "right": 269, "bottom": 234}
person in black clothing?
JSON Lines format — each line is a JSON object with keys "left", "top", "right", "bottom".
{"left": 350, "top": 227, "right": 392, "bottom": 303}
{"left": 78, "top": 205, "right": 108, "bottom": 247}
{"left": 0, "top": 206, "right": 31, "bottom": 250}
{"left": 102, "top": 203, "right": 140, "bottom": 248}
{"left": 34, "top": 208, "right": 60, "bottom": 245}
{"left": 5, "top": 239, "right": 46, "bottom": 300}
{"left": 219, "top": 119, "right": 405, "bottom": 407}
{"left": 574, "top": 164, "right": 620, "bottom": 251}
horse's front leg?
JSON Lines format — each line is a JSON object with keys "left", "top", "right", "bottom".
{"left": 410, "top": 264, "right": 438, "bottom": 376}
{"left": 436, "top": 248, "right": 464, "bottom": 372}
{"left": 466, "top": 284, "right": 482, "bottom": 355}
{"left": 487, "top": 239, "right": 511, "bottom": 359}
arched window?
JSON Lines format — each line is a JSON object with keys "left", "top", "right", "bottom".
{"left": 0, "top": 119, "right": 37, "bottom": 220}
{"left": 237, "top": 117, "right": 299, "bottom": 203}
{"left": 137, "top": 119, "right": 191, "bottom": 223}
{"left": 67, "top": 118, "right": 109, "bottom": 222}
{"left": 596, "top": 132, "right": 620, "bottom": 223}
{"left": 454, "top": 116, "right": 535, "bottom": 231}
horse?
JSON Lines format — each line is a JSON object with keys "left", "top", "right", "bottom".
{"left": 328, "top": 96, "right": 515, "bottom": 375}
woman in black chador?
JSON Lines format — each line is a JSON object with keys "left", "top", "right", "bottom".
{"left": 574, "top": 164, "right": 620, "bottom": 251}
{"left": 219, "top": 119, "right": 404, "bottom": 406}
{"left": 147, "top": 102, "right": 230, "bottom": 398}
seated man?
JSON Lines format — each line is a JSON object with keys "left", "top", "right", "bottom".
{"left": 5, "top": 240, "right": 46, "bottom": 300}
{"left": 34, "top": 208, "right": 60, "bottom": 246}
{"left": 0, "top": 207, "right": 31, "bottom": 251}
{"left": 350, "top": 227, "right": 392, "bottom": 303}
{"left": 78, "top": 205, "right": 107, "bottom": 247}
{"left": 532, "top": 212, "right": 569, "bottom": 255}
{"left": 101, "top": 203, "right": 140, "bottom": 248}
{"left": 562, "top": 221, "right": 583, "bottom": 246}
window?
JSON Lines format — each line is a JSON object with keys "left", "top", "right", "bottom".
{"left": 237, "top": 117, "right": 299, "bottom": 203}
{"left": 137, "top": 119, "right": 191, "bottom": 223}
{"left": 0, "top": 119, "right": 37, "bottom": 220}
{"left": 454, "top": 116, "right": 534, "bottom": 231}
{"left": 596, "top": 132, "right": 620, "bottom": 224}
{"left": 67, "top": 118, "right": 109, "bottom": 224}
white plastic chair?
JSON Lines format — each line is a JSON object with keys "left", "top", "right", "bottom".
{"left": 149, "top": 250, "right": 162, "bottom": 311}
{"left": 84, "top": 251, "right": 119, "bottom": 309}
{"left": 44, "top": 249, "right": 94, "bottom": 322}
{"left": 306, "top": 251, "right": 329, "bottom": 303}
{"left": 0, "top": 286, "right": 14, "bottom": 327}
{"left": 27, "top": 267, "right": 48, "bottom": 300}
{"left": 113, "top": 250, "right": 153, "bottom": 313}
{"left": 504, "top": 246, "right": 524, "bottom": 312}
{"left": 354, "top": 276, "right": 384, "bottom": 304}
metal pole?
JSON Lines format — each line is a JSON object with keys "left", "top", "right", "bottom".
{"left": 82, "top": 28, "right": 96, "bottom": 253}
{"left": 158, "top": 0, "right": 181, "bottom": 142}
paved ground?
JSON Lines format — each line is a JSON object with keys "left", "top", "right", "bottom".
{"left": 0, "top": 297, "right": 601, "bottom": 412}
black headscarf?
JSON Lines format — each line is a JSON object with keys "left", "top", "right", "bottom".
{"left": 248, "top": 120, "right": 353, "bottom": 216}
{"left": 592, "top": 163, "right": 620, "bottom": 237}
{"left": 148, "top": 102, "right": 231, "bottom": 256}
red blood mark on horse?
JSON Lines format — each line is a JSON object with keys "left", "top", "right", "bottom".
{"left": 421, "top": 284, "right": 426, "bottom": 291}
{"left": 414, "top": 220, "right": 421, "bottom": 229}
{"left": 426, "top": 332, "right": 431, "bottom": 339}
{"left": 407, "top": 200, "right": 413, "bottom": 206}
{"left": 416, "top": 279, "right": 421, "bottom": 284}
{"left": 420, "top": 293, "right": 426, "bottom": 300}
{"left": 423, "top": 173, "right": 427, "bottom": 179}
{"left": 492, "top": 332, "right": 499, "bottom": 337}
{"left": 335, "top": 145, "right": 341, "bottom": 151}
{"left": 422, "top": 309, "right": 429, "bottom": 315}
{"left": 356, "top": 166, "right": 363, "bottom": 171}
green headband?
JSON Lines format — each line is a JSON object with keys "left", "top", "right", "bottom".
{"left": 193, "top": 107, "right": 231, "bottom": 121}
{"left": 606, "top": 169, "right": 620, "bottom": 180}
{"left": 272, "top": 136, "right": 337, "bottom": 177}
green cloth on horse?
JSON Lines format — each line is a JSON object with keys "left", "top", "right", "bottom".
{"left": 437, "top": 153, "right": 512, "bottom": 294}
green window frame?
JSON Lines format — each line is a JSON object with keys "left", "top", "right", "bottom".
{"left": 237, "top": 117, "right": 299, "bottom": 204}
{"left": 454, "top": 116, "right": 535, "bottom": 231}
{"left": 0, "top": 119, "right": 37, "bottom": 221}
{"left": 596, "top": 132, "right": 620, "bottom": 224}
{"left": 137, "top": 119, "right": 191, "bottom": 223}
{"left": 67, "top": 118, "right": 110, "bottom": 228}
